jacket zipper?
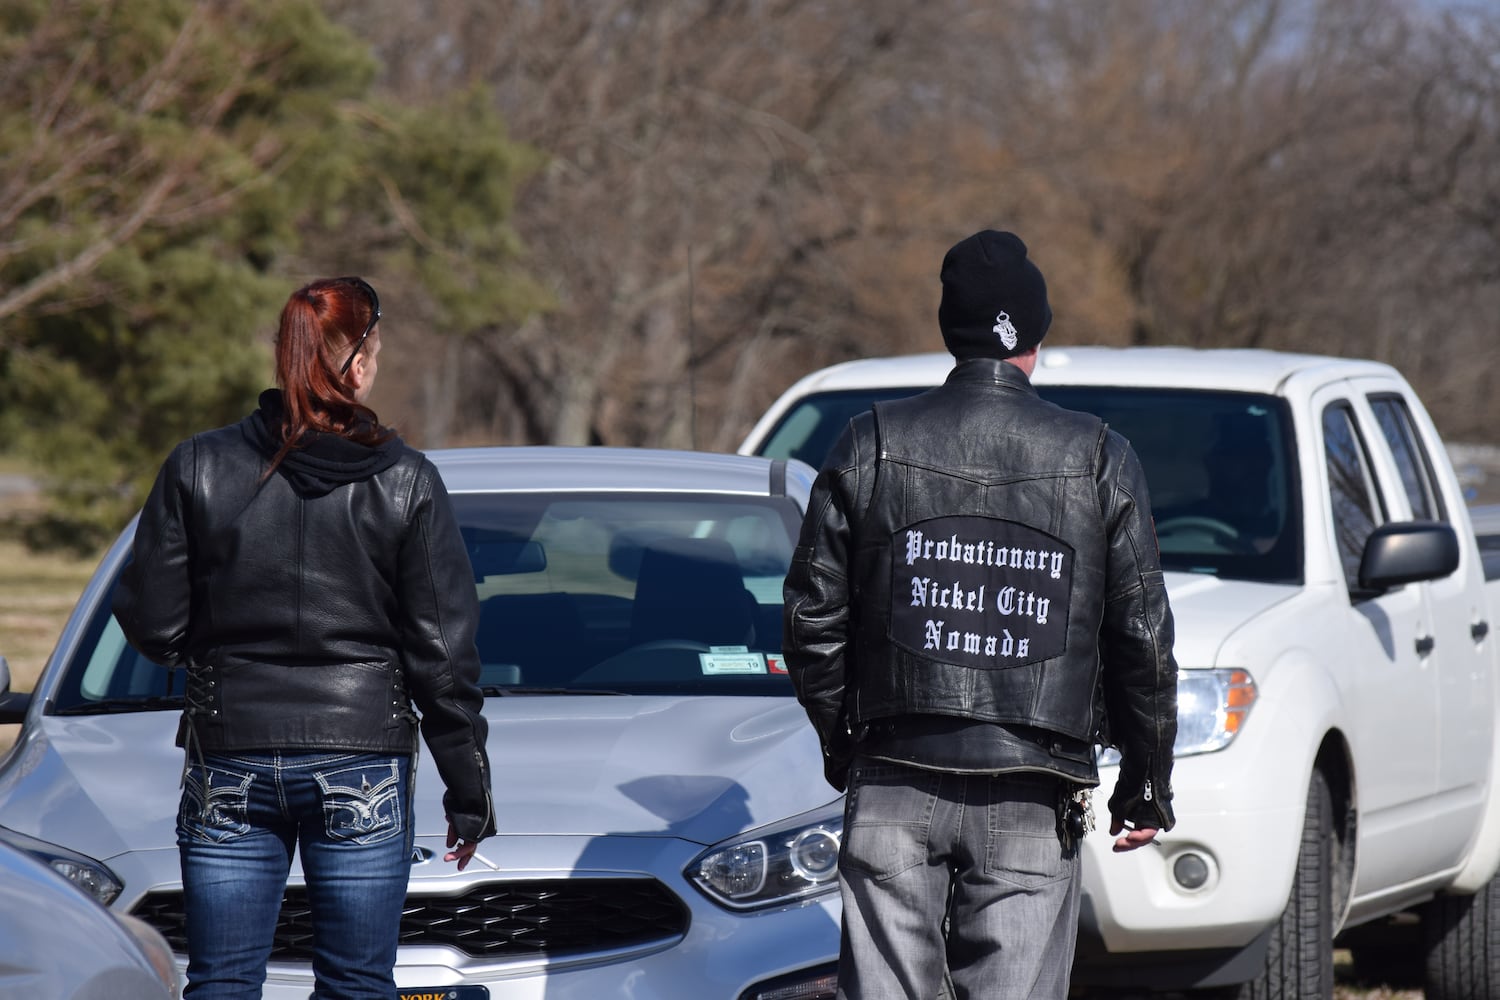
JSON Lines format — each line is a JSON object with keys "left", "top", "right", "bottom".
{"left": 475, "top": 747, "right": 494, "bottom": 835}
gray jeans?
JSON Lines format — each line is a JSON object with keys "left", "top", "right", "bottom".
{"left": 837, "top": 757, "right": 1081, "bottom": 1000}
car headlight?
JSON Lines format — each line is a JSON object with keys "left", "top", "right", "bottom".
{"left": 49, "top": 857, "right": 125, "bottom": 905}
{"left": 0, "top": 827, "right": 124, "bottom": 906}
{"left": 1099, "top": 667, "right": 1257, "bottom": 765}
{"left": 688, "top": 806, "right": 842, "bottom": 910}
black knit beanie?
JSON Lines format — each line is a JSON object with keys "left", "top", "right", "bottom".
{"left": 937, "top": 230, "right": 1051, "bottom": 360}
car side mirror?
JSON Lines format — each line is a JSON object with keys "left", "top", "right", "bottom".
{"left": 0, "top": 655, "right": 27, "bottom": 725}
{"left": 1356, "top": 521, "right": 1460, "bottom": 597}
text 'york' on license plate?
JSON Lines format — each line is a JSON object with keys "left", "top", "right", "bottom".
{"left": 398, "top": 988, "right": 490, "bottom": 1000}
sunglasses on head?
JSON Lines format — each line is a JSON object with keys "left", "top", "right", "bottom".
{"left": 337, "top": 277, "right": 381, "bottom": 376}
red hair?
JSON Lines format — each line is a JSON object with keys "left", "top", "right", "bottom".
{"left": 265, "top": 277, "right": 394, "bottom": 477}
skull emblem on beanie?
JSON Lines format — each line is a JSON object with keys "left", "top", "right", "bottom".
{"left": 993, "top": 311, "right": 1019, "bottom": 351}
{"left": 938, "top": 231, "right": 1051, "bottom": 361}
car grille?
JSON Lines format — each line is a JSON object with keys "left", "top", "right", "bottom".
{"left": 132, "top": 878, "right": 690, "bottom": 960}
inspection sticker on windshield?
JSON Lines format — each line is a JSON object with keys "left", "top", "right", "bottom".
{"left": 700, "top": 646, "right": 768, "bottom": 675}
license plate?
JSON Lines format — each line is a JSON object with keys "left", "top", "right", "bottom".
{"left": 397, "top": 989, "right": 490, "bottom": 1000}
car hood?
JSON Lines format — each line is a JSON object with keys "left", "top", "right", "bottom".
{"left": 478, "top": 696, "right": 831, "bottom": 842}
{"left": 1162, "top": 571, "right": 1298, "bottom": 666}
{"left": 1, "top": 696, "right": 836, "bottom": 861}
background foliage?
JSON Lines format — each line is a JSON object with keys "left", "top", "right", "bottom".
{"left": 0, "top": 0, "right": 539, "bottom": 549}
{"left": 340, "top": 0, "right": 1500, "bottom": 457}
{"left": 3, "top": 0, "right": 1499, "bottom": 549}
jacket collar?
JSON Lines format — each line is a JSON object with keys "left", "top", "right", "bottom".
{"left": 943, "top": 357, "right": 1038, "bottom": 395}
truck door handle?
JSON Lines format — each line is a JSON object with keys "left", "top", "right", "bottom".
{"left": 1416, "top": 635, "right": 1436, "bottom": 657}
{"left": 1476, "top": 621, "right": 1492, "bottom": 642}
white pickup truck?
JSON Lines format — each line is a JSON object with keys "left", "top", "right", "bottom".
{"left": 740, "top": 347, "right": 1500, "bottom": 998}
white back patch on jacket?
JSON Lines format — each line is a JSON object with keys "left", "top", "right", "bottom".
{"left": 890, "top": 515, "right": 1073, "bottom": 669}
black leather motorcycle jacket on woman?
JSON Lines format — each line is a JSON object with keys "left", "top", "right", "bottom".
{"left": 113, "top": 390, "right": 495, "bottom": 842}
{"left": 783, "top": 359, "right": 1177, "bottom": 831}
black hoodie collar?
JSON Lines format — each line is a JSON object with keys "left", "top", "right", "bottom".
{"left": 241, "top": 389, "right": 404, "bottom": 497}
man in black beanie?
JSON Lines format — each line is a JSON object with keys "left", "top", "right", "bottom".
{"left": 784, "top": 230, "right": 1178, "bottom": 1000}
{"left": 936, "top": 228, "right": 1053, "bottom": 360}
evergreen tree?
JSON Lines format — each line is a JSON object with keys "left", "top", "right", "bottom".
{"left": 0, "top": 0, "right": 541, "bottom": 551}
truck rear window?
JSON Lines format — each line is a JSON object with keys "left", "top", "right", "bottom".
{"left": 755, "top": 387, "right": 1302, "bottom": 584}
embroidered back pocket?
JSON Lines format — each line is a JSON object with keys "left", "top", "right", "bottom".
{"left": 179, "top": 763, "right": 254, "bottom": 844}
{"left": 315, "top": 758, "right": 404, "bottom": 846}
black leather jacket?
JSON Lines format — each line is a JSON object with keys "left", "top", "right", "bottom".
{"left": 783, "top": 359, "right": 1177, "bottom": 830}
{"left": 113, "top": 394, "right": 495, "bottom": 842}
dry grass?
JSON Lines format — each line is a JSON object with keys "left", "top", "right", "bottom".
{"left": 1334, "top": 962, "right": 1423, "bottom": 1000}
{"left": 0, "top": 538, "right": 98, "bottom": 752}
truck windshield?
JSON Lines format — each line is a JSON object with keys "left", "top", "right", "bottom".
{"left": 754, "top": 386, "right": 1302, "bottom": 584}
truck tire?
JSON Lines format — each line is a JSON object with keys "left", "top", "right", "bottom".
{"left": 1423, "top": 871, "right": 1500, "bottom": 999}
{"left": 1235, "top": 770, "right": 1334, "bottom": 1000}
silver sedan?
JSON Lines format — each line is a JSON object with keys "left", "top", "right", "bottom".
{"left": 0, "top": 448, "right": 837, "bottom": 1000}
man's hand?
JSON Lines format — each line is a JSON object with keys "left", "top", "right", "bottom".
{"left": 445, "top": 821, "right": 480, "bottom": 870}
{"left": 1109, "top": 815, "right": 1159, "bottom": 852}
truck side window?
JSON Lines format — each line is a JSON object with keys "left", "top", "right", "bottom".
{"left": 1323, "top": 403, "right": 1386, "bottom": 588}
{"left": 1368, "top": 394, "right": 1447, "bottom": 523}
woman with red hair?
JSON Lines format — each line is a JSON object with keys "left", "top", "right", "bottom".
{"left": 115, "top": 277, "right": 494, "bottom": 999}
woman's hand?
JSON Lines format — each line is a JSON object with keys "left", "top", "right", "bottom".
{"left": 445, "top": 821, "right": 480, "bottom": 870}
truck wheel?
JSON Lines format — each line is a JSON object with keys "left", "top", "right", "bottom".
{"left": 1423, "top": 871, "right": 1500, "bottom": 998}
{"left": 1234, "top": 770, "right": 1334, "bottom": 1000}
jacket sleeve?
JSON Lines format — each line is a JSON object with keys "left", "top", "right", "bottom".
{"left": 398, "top": 463, "right": 496, "bottom": 843}
{"left": 112, "top": 440, "right": 195, "bottom": 668}
{"left": 1097, "top": 430, "right": 1178, "bottom": 831}
{"left": 782, "top": 416, "right": 869, "bottom": 792}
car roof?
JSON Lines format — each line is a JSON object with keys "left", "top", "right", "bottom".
{"left": 429, "top": 446, "right": 816, "bottom": 501}
{"left": 775, "top": 345, "right": 1399, "bottom": 395}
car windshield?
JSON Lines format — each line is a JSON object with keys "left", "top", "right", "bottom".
{"left": 52, "top": 491, "right": 805, "bottom": 712}
{"left": 455, "top": 491, "right": 801, "bottom": 694}
{"left": 754, "top": 386, "right": 1303, "bottom": 584}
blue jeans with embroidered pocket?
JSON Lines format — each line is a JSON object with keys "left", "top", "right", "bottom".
{"left": 177, "top": 751, "right": 413, "bottom": 1000}
{"left": 836, "top": 757, "right": 1082, "bottom": 1000}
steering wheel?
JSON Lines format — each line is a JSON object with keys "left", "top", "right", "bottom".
{"left": 1154, "top": 515, "right": 1250, "bottom": 553}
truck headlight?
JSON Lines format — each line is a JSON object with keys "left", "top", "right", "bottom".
{"left": 688, "top": 806, "right": 842, "bottom": 910}
{"left": 1100, "top": 668, "right": 1257, "bottom": 765}
{"left": 1176, "top": 668, "right": 1256, "bottom": 755}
